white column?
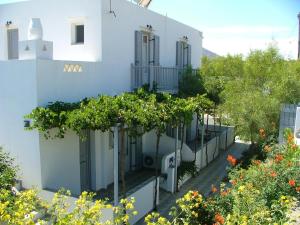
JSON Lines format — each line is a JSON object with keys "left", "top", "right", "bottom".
{"left": 113, "top": 126, "right": 119, "bottom": 206}
{"left": 200, "top": 113, "right": 205, "bottom": 169}
{"left": 174, "top": 127, "right": 179, "bottom": 193}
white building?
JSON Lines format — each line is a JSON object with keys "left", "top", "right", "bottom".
{"left": 0, "top": 0, "right": 234, "bottom": 222}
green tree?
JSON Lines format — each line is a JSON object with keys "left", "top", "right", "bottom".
{"left": 178, "top": 66, "right": 206, "bottom": 98}
{"left": 215, "top": 47, "right": 300, "bottom": 143}
{"left": 200, "top": 55, "right": 244, "bottom": 105}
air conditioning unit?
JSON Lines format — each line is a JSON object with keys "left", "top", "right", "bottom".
{"left": 143, "top": 153, "right": 163, "bottom": 169}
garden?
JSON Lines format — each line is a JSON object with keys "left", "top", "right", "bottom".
{"left": 1, "top": 47, "right": 300, "bottom": 224}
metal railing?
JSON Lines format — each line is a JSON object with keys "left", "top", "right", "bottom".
{"left": 131, "top": 64, "right": 197, "bottom": 92}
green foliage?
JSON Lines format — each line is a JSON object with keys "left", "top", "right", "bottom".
{"left": 0, "top": 189, "right": 137, "bottom": 225}
{"left": 0, "top": 147, "right": 17, "bottom": 190}
{"left": 25, "top": 89, "right": 212, "bottom": 140}
{"left": 200, "top": 55, "right": 243, "bottom": 104}
{"left": 145, "top": 133, "right": 300, "bottom": 225}
{"left": 201, "top": 47, "right": 300, "bottom": 143}
{"left": 177, "top": 161, "right": 198, "bottom": 182}
{"left": 178, "top": 67, "right": 206, "bottom": 98}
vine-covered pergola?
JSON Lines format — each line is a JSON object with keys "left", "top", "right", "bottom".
{"left": 26, "top": 88, "right": 212, "bottom": 208}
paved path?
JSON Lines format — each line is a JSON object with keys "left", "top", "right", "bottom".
{"left": 136, "top": 140, "right": 250, "bottom": 224}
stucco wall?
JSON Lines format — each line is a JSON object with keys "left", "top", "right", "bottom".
{"left": 0, "top": 0, "right": 102, "bottom": 61}
{"left": 0, "top": 60, "right": 41, "bottom": 189}
{"left": 92, "top": 130, "right": 114, "bottom": 191}
{"left": 101, "top": 0, "right": 203, "bottom": 93}
{"left": 39, "top": 130, "right": 81, "bottom": 195}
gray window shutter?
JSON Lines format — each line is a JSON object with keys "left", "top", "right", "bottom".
{"left": 176, "top": 41, "right": 183, "bottom": 68}
{"left": 135, "top": 31, "right": 143, "bottom": 66}
{"left": 187, "top": 44, "right": 192, "bottom": 66}
{"left": 154, "top": 35, "right": 160, "bottom": 66}
{"left": 7, "top": 29, "right": 19, "bottom": 60}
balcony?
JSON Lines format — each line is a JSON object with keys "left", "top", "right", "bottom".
{"left": 131, "top": 64, "right": 197, "bottom": 93}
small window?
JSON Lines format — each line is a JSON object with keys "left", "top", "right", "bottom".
{"left": 72, "top": 24, "right": 84, "bottom": 45}
{"left": 75, "top": 25, "right": 84, "bottom": 44}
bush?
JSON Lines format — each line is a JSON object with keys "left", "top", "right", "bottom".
{"left": 0, "top": 147, "right": 17, "bottom": 190}
{"left": 146, "top": 130, "right": 299, "bottom": 225}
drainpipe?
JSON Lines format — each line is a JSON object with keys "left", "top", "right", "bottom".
{"left": 113, "top": 125, "right": 119, "bottom": 207}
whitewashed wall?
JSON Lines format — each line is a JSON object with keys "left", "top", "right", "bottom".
{"left": 91, "top": 130, "right": 114, "bottom": 191}
{"left": 39, "top": 130, "right": 81, "bottom": 195}
{"left": 0, "top": 0, "right": 102, "bottom": 61}
{"left": 101, "top": 0, "right": 203, "bottom": 93}
{"left": 0, "top": 60, "right": 41, "bottom": 189}
{"left": 0, "top": 0, "right": 203, "bottom": 196}
{"left": 128, "top": 178, "right": 158, "bottom": 225}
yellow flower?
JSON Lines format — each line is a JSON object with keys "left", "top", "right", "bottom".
{"left": 238, "top": 185, "right": 245, "bottom": 193}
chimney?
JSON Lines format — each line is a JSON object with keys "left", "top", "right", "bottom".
{"left": 19, "top": 18, "right": 53, "bottom": 60}
{"left": 298, "top": 12, "right": 300, "bottom": 60}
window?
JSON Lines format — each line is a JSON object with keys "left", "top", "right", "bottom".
{"left": 72, "top": 24, "right": 84, "bottom": 44}
{"left": 75, "top": 25, "right": 84, "bottom": 44}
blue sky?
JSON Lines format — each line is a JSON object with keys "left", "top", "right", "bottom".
{"left": 1, "top": 0, "right": 299, "bottom": 58}
{"left": 149, "top": 0, "right": 300, "bottom": 58}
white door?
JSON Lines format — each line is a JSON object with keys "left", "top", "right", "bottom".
{"left": 80, "top": 131, "right": 91, "bottom": 192}
{"left": 7, "top": 29, "right": 19, "bottom": 60}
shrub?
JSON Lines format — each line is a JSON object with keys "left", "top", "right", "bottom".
{"left": 0, "top": 147, "right": 17, "bottom": 190}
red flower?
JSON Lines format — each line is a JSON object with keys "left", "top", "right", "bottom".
{"left": 270, "top": 171, "right": 277, "bottom": 178}
{"left": 296, "top": 187, "right": 300, "bottom": 193}
{"left": 230, "top": 179, "right": 237, "bottom": 186}
{"left": 289, "top": 179, "right": 296, "bottom": 187}
{"left": 227, "top": 155, "right": 237, "bottom": 166}
{"left": 253, "top": 160, "right": 261, "bottom": 166}
{"left": 291, "top": 144, "right": 298, "bottom": 150}
{"left": 214, "top": 213, "right": 225, "bottom": 224}
{"left": 211, "top": 185, "right": 218, "bottom": 193}
{"left": 259, "top": 128, "right": 266, "bottom": 139}
{"left": 193, "top": 191, "right": 199, "bottom": 198}
{"left": 275, "top": 154, "right": 284, "bottom": 163}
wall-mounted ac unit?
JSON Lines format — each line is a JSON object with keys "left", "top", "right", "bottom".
{"left": 143, "top": 153, "right": 163, "bottom": 169}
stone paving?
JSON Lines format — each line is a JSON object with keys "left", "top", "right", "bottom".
{"left": 136, "top": 140, "right": 250, "bottom": 224}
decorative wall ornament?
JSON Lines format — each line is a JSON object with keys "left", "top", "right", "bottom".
{"left": 42, "top": 45, "right": 47, "bottom": 51}
{"left": 25, "top": 45, "right": 30, "bottom": 51}
{"left": 63, "top": 64, "right": 83, "bottom": 73}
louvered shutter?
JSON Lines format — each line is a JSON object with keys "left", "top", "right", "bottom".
{"left": 176, "top": 41, "right": 183, "bottom": 68}
{"left": 135, "top": 31, "right": 143, "bottom": 65}
{"left": 187, "top": 44, "right": 192, "bottom": 66}
{"left": 153, "top": 35, "right": 160, "bottom": 66}
{"left": 8, "top": 29, "right": 19, "bottom": 59}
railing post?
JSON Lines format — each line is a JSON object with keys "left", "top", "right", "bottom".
{"left": 113, "top": 125, "right": 119, "bottom": 207}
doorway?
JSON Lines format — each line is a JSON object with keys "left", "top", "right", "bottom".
{"left": 7, "top": 29, "right": 19, "bottom": 60}
{"left": 80, "top": 130, "right": 91, "bottom": 192}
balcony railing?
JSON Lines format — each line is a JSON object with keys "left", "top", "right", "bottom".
{"left": 131, "top": 64, "right": 197, "bottom": 92}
